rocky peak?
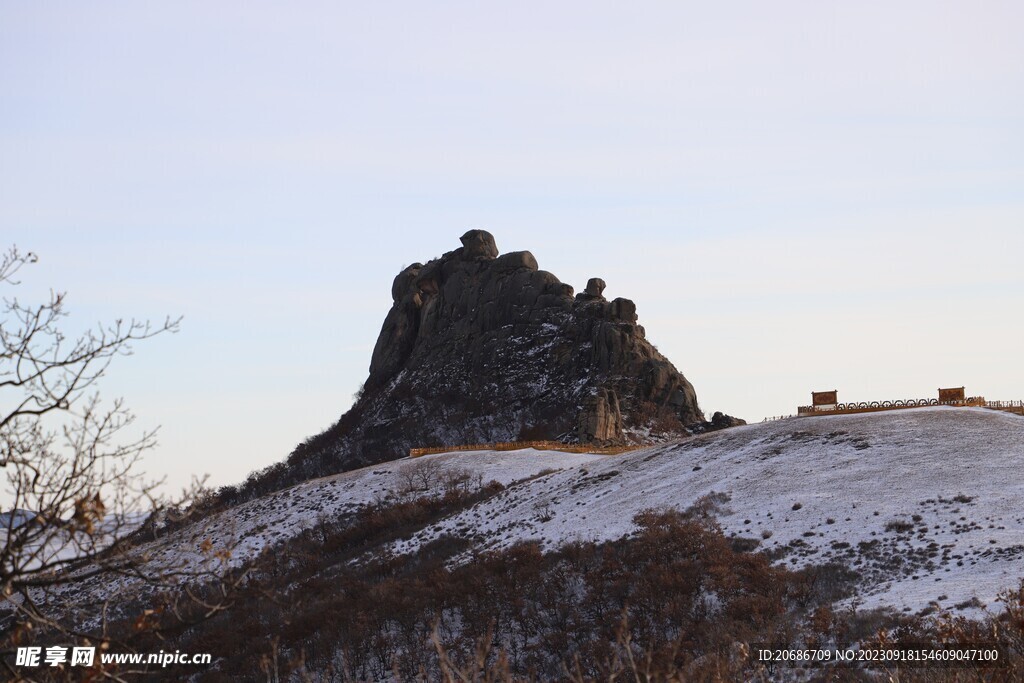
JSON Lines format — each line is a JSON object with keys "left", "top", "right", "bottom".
{"left": 280, "top": 232, "right": 731, "bottom": 483}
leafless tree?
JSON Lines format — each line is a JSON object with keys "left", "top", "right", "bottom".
{"left": 440, "top": 466, "right": 473, "bottom": 495}
{"left": 397, "top": 458, "right": 447, "bottom": 498}
{"left": 0, "top": 245, "right": 239, "bottom": 677}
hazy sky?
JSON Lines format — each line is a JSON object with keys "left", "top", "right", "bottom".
{"left": 2, "top": 1, "right": 1022, "bottom": 494}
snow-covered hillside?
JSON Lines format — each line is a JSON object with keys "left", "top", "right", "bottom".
{"left": 97, "top": 448, "right": 607, "bottom": 580}
{"left": 70, "top": 407, "right": 1024, "bottom": 619}
{"left": 385, "top": 406, "right": 1024, "bottom": 616}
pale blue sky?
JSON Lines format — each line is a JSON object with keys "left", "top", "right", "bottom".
{"left": 2, "top": 1, "right": 1022, "bottom": 494}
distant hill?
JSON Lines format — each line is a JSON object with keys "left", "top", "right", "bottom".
{"left": 0, "top": 509, "right": 36, "bottom": 529}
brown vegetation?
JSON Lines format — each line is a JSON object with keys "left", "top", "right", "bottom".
{"left": 14, "top": 481, "right": 1024, "bottom": 681}
{"left": 135, "top": 495, "right": 864, "bottom": 681}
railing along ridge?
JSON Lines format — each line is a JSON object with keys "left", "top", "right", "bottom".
{"left": 985, "top": 400, "right": 1024, "bottom": 409}
{"left": 795, "top": 397, "right": 1024, "bottom": 418}
{"left": 409, "top": 440, "right": 645, "bottom": 458}
{"left": 798, "top": 397, "right": 986, "bottom": 415}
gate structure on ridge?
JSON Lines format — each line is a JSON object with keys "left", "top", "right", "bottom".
{"left": 797, "top": 387, "right": 985, "bottom": 416}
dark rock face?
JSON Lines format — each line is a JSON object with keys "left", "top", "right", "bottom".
{"left": 577, "top": 388, "right": 622, "bottom": 442}
{"left": 696, "top": 411, "right": 748, "bottom": 433}
{"left": 286, "top": 231, "right": 706, "bottom": 480}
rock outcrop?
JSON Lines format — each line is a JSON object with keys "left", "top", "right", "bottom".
{"left": 278, "top": 231, "right": 716, "bottom": 485}
{"left": 577, "top": 388, "right": 623, "bottom": 442}
{"left": 700, "top": 411, "right": 748, "bottom": 432}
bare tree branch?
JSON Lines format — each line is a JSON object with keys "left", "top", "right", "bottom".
{"left": 0, "top": 245, "right": 237, "bottom": 677}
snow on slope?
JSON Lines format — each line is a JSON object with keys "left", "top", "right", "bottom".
{"left": 111, "top": 448, "right": 606, "bottom": 579}
{"left": 38, "top": 448, "right": 604, "bottom": 615}
{"left": 65, "top": 407, "right": 1022, "bottom": 620}
{"left": 387, "top": 407, "right": 1024, "bottom": 616}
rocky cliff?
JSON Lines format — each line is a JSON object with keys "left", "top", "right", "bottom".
{"left": 267, "top": 231, "right": 735, "bottom": 489}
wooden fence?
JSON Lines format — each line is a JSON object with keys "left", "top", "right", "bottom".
{"left": 763, "top": 398, "right": 1022, "bottom": 423}
{"left": 985, "top": 400, "right": 1024, "bottom": 416}
{"left": 409, "top": 440, "right": 645, "bottom": 458}
{"left": 793, "top": 397, "right": 1024, "bottom": 418}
